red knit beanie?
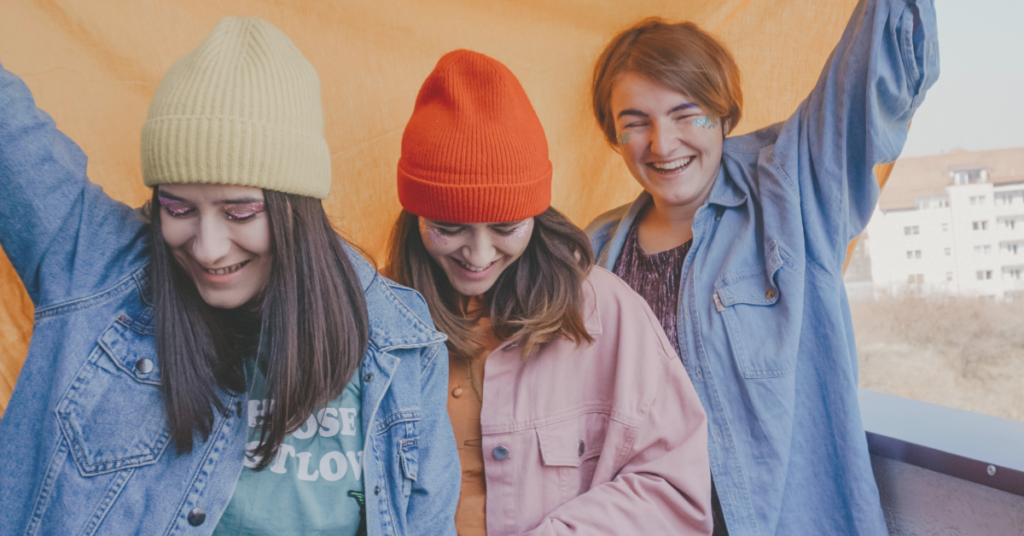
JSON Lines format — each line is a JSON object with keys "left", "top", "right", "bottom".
{"left": 397, "top": 50, "right": 552, "bottom": 223}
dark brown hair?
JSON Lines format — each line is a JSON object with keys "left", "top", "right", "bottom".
{"left": 385, "top": 207, "right": 594, "bottom": 363}
{"left": 592, "top": 18, "right": 743, "bottom": 146}
{"left": 150, "top": 187, "right": 369, "bottom": 470}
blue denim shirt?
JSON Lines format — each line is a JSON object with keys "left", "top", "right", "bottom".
{"left": 0, "top": 60, "right": 459, "bottom": 536}
{"left": 587, "top": 1, "right": 938, "bottom": 534}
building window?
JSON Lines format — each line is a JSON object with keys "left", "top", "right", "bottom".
{"left": 944, "top": 247, "right": 951, "bottom": 257}
{"left": 946, "top": 272, "right": 953, "bottom": 282}
{"left": 907, "top": 274, "right": 924, "bottom": 284}
{"left": 941, "top": 223, "right": 949, "bottom": 232}
{"left": 972, "top": 221, "right": 988, "bottom": 231}
{"left": 976, "top": 270, "right": 993, "bottom": 280}
{"left": 1007, "top": 269, "right": 1023, "bottom": 280}
{"left": 903, "top": 225, "right": 920, "bottom": 236}
{"left": 906, "top": 250, "right": 922, "bottom": 259}
{"left": 1006, "top": 244, "right": 1020, "bottom": 255}
{"left": 1006, "top": 220, "right": 1016, "bottom": 230}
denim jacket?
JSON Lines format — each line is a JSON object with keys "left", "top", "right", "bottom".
{"left": 587, "top": 1, "right": 938, "bottom": 534}
{"left": 0, "top": 60, "right": 459, "bottom": 536}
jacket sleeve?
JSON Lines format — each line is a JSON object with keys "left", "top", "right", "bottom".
{"left": 405, "top": 341, "right": 460, "bottom": 536}
{"left": 0, "top": 60, "right": 148, "bottom": 308}
{"left": 772, "top": 0, "right": 939, "bottom": 267}
{"left": 525, "top": 341, "right": 712, "bottom": 535}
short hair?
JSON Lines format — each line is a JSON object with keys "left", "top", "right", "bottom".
{"left": 592, "top": 18, "right": 743, "bottom": 146}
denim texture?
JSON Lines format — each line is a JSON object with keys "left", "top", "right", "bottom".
{"left": 587, "top": 0, "right": 939, "bottom": 534}
{"left": 0, "top": 59, "right": 459, "bottom": 536}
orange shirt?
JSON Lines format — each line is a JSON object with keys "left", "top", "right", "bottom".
{"left": 447, "top": 298, "right": 502, "bottom": 536}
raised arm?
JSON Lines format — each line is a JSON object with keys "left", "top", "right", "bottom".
{"left": 773, "top": 0, "right": 939, "bottom": 265}
{"left": 0, "top": 60, "right": 148, "bottom": 308}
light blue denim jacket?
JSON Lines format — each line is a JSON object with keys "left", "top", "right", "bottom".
{"left": 0, "top": 60, "right": 459, "bottom": 536}
{"left": 587, "top": 1, "right": 938, "bottom": 534}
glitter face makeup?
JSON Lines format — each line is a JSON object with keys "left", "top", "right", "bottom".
{"left": 418, "top": 217, "right": 534, "bottom": 297}
{"left": 692, "top": 116, "right": 719, "bottom": 130}
{"left": 618, "top": 131, "right": 630, "bottom": 146}
{"left": 157, "top": 184, "right": 272, "bottom": 310}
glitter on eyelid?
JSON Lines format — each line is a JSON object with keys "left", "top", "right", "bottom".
{"left": 157, "top": 196, "right": 191, "bottom": 214}
{"left": 426, "top": 227, "right": 450, "bottom": 245}
{"left": 505, "top": 221, "right": 532, "bottom": 240}
{"left": 692, "top": 116, "right": 719, "bottom": 130}
{"left": 226, "top": 202, "right": 265, "bottom": 217}
{"left": 618, "top": 131, "right": 630, "bottom": 146}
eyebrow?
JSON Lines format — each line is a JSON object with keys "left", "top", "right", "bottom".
{"left": 157, "top": 192, "right": 264, "bottom": 205}
{"left": 616, "top": 102, "right": 698, "bottom": 120}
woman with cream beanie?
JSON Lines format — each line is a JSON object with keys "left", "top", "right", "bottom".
{"left": 0, "top": 17, "right": 458, "bottom": 536}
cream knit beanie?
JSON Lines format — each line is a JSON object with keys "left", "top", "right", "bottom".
{"left": 141, "top": 17, "right": 331, "bottom": 199}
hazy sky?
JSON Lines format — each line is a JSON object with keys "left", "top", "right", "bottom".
{"left": 900, "top": 0, "right": 1024, "bottom": 157}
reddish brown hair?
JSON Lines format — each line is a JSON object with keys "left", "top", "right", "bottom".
{"left": 592, "top": 18, "right": 743, "bottom": 146}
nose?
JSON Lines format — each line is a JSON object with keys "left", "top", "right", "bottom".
{"left": 649, "top": 119, "right": 681, "bottom": 157}
{"left": 460, "top": 232, "right": 497, "bottom": 269}
{"left": 190, "top": 215, "right": 232, "bottom": 266}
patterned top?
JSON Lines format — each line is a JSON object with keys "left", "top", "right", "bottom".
{"left": 612, "top": 215, "right": 691, "bottom": 357}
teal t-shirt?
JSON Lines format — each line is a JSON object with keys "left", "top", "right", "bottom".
{"left": 214, "top": 363, "right": 365, "bottom": 536}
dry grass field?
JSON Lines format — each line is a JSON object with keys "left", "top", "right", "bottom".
{"left": 851, "top": 294, "right": 1024, "bottom": 422}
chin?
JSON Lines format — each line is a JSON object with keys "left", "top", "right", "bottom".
{"left": 197, "top": 289, "right": 254, "bottom": 310}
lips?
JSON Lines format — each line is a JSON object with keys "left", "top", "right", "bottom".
{"left": 647, "top": 155, "right": 694, "bottom": 174}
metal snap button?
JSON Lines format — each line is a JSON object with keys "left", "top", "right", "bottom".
{"left": 765, "top": 289, "right": 776, "bottom": 300}
{"left": 493, "top": 446, "right": 510, "bottom": 460}
{"left": 374, "top": 485, "right": 381, "bottom": 495}
{"left": 577, "top": 440, "right": 585, "bottom": 457}
{"left": 187, "top": 508, "right": 206, "bottom": 526}
{"left": 364, "top": 373, "right": 373, "bottom": 382}
{"left": 135, "top": 358, "right": 154, "bottom": 374}
{"left": 452, "top": 388, "right": 464, "bottom": 398}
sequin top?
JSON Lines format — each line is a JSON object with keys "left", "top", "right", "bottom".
{"left": 612, "top": 215, "right": 691, "bottom": 357}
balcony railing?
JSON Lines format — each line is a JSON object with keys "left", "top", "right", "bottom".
{"left": 860, "top": 389, "right": 1024, "bottom": 535}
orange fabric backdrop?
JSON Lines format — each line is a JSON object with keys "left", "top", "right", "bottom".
{"left": 0, "top": 0, "right": 866, "bottom": 416}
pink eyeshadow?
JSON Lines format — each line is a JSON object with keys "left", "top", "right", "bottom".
{"left": 426, "top": 227, "right": 449, "bottom": 245}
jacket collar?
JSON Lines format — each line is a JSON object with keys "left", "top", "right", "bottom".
{"left": 345, "top": 245, "right": 446, "bottom": 352}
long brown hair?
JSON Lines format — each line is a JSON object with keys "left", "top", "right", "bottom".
{"left": 385, "top": 207, "right": 594, "bottom": 363}
{"left": 592, "top": 18, "right": 743, "bottom": 146}
{"left": 150, "top": 187, "right": 369, "bottom": 470}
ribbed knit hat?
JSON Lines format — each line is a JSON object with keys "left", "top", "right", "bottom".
{"left": 142, "top": 17, "right": 331, "bottom": 199}
{"left": 397, "top": 50, "right": 552, "bottom": 223}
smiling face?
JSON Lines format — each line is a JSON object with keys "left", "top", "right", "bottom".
{"left": 157, "top": 184, "right": 273, "bottom": 309}
{"left": 610, "top": 72, "right": 727, "bottom": 212}
{"left": 418, "top": 217, "right": 534, "bottom": 297}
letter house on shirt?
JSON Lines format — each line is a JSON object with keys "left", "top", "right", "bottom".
{"left": 213, "top": 367, "right": 366, "bottom": 536}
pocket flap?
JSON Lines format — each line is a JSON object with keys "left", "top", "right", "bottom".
{"left": 716, "top": 241, "right": 784, "bottom": 307}
{"left": 399, "top": 437, "right": 418, "bottom": 481}
{"left": 100, "top": 316, "right": 161, "bottom": 385}
{"left": 536, "top": 414, "right": 607, "bottom": 468}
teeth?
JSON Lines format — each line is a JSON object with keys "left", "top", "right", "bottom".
{"left": 650, "top": 156, "right": 694, "bottom": 171}
{"left": 458, "top": 260, "right": 489, "bottom": 272}
{"left": 205, "top": 261, "right": 247, "bottom": 275}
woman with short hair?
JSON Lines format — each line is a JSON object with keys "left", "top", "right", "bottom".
{"left": 586, "top": 0, "right": 939, "bottom": 534}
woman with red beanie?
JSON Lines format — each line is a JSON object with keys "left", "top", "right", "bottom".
{"left": 385, "top": 50, "right": 711, "bottom": 536}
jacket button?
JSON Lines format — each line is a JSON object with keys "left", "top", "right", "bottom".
{"left": 578, "top": 439, "right": 585, "bottom": 457}
{"left": 187, "top": 508, "right": 206, "bottom": 526}
{"left": 493, "top": 446, "right": 510, "bottom": 460}
{"left": 135, "top": 358, "right": 154, "bottom": 374}
{"left": 374, "top": 485, "right": 381, "bottom": 495}
{"left": 364, "top": 373, "right": 373, "bottom": 382}
{"left": 765, "top": 289, "right": 776, "bottom": 300}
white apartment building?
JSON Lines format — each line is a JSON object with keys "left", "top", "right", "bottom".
{"left": 862, "top": 149, "right": 1024, "bottom": 301}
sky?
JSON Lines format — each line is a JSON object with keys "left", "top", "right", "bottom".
{"left": 900, "top": 0, "right": 1024, "bottom": 157}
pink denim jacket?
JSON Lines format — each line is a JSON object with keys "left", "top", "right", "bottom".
{"left": 480, "top": 267, "right": 711, "bottom": 535}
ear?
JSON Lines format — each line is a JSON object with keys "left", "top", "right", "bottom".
{"left": 722, "top": 118, "right": 733, "bottom": 137}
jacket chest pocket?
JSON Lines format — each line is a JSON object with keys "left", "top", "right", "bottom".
{"left": 535, "top": 413, "right": 608, "bottom": 504}
{"left": 714, "top": 242, "right": 799, "bottom": 379}
{"left": 56, "top": 317, "right": 171, "bottom": 476}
